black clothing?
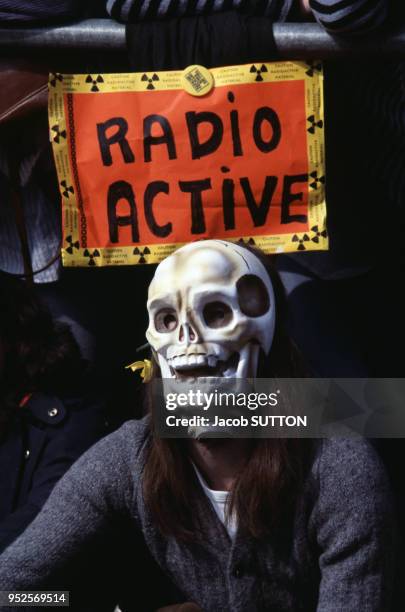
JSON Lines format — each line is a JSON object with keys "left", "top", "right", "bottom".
{"left": 0, "top": 391, "right": 110, "bottom": 553}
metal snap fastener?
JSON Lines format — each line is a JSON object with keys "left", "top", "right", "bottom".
{"left": 24, "top": 449, "right": 30, "bottom": 459}
{"left": 48, "top": 407, "right": 58, "bottom": 418}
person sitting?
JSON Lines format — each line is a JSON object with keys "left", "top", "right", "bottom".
{"left": 0, "top": 242, "right": 396, "bottom": 611}
{"left": 0, "top": 271, "right": 111, "bottom": 554}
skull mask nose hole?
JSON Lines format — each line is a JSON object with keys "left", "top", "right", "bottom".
{"left": 236, "top": 274, "right": 270, "bottom": 317}
{"left": 203, "top": 301, "right": 233, "bottom": 329}
{"left": 179, "top": 324, "right": 196, "bottom": 342}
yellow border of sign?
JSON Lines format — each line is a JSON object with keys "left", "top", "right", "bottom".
{"left": 48, "top": 61, "right": 327, "bottom": 268}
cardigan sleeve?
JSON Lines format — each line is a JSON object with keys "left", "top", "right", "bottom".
{"left": 313, "top": 439, "right": 396, "bottom": 611}
{"left": 309, "top": 0, "right": 388, "bottom": 34}
{"left": 0, "top": 421, "right": 142, "bottom": 591}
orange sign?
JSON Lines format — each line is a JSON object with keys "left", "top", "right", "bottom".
{"left": 49, "top": 62, "right": 327, "bottom": 267}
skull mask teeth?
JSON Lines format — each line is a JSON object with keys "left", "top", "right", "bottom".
{"left": 146, "top": 240, "right": 276, "bottom": 380}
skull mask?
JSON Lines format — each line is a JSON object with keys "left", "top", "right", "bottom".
{"left": 146, "top": 240, "right": 276, "bottom": 380}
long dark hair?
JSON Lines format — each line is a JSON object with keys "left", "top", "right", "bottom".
{"left": 0, "top": 272, "right": 83, "bottom": 436}
{"left": 142, "top": 248, "right": 312, "bottom": 541}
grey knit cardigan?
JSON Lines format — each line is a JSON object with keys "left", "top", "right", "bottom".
{"left": 0, "top": 418, "right": 396, "bottom": 611}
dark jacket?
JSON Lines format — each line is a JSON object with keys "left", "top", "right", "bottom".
{"left": 0, "top": 391, "right": 110, "bottom": 554}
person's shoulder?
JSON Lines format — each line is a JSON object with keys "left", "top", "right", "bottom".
{"left": 83, "top": 416, "right": 151, "bottom": 463}
{"left": 315, "top": 438, "right": 384, "bottom": 473}
{"left": 112, "top": 416, "right": 151, "bottom": 446}
{"left": 312, "top": 438, "right": 391, "bottom": 505}
{"left": 24, "top": 391, "right": 112, "bottom": 456}
{"left": 26, "top": 391, "right": 106, "bottom": 429}
{"left": 25, "top": 392, "right": 70, "bottom": 427}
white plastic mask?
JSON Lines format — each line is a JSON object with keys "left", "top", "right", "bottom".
{"left": 146, "top": 240, "right": 276, "bottom": 380}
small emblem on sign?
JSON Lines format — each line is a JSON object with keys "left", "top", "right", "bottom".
{"left": 307, "top": 115, "right": 324, "bottom": 134}
{"left": 49, "top": 73, "right": 63, "bottom": 87}
{"left": 60, "top": 180, "right": 74, "bottom": 198}
{"left": 83, "top": 249, "right": 101, "bottom": 265}
{"left": 133, "top": 246, "right": 151, "bottom": 264}
{"left": 310, "top": 225, "right": 328, "bottom": 243}
{"left": 51, "top": 124, "right": 67, "bottom": 144}
{"left": 85, "top": 74, "right": 104, "bottom": 92}
{"left": 181, "top": 65, "right": 214, "bottom": 97}
{"left": 65, "top": 235, "right": 80, "bottom": 254}
{"left": 141, "top": 73, "right": 160, "bottom": 90}
{"left": 292, "top": 234, "right": 311, "bottom": 251}
{"left": 249, "top": 64, "right": 268, "bottom": 82}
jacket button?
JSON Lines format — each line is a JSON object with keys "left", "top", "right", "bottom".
{"left": 24, "top": 450, "right": 30, "bottom": 459}
{"left": 48, "top": 407, "right": 58, "bottom": 417}
{"left": 232, "top": 563, "right": 245, "bottom": 578}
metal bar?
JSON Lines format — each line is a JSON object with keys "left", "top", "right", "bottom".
{"left": 0, "top": 19, "right": 404, "bottom": 58}
{"left": 273, "top": 23, "right": 405, "bottom": 59}
{"left": 0, "top": 19, "right": 124, "bottom": 52}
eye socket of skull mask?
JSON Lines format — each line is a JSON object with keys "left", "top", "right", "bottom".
{"left": 236, "top": 274, "right": 270, "bottom": 318}
{"left": 203, "top": 301, "right": 233, "bottom": 329}
{"left": 155, "top": 308, "right": 178, "bottom": 333}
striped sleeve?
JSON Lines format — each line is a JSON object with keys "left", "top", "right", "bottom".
{"left": 309, "top": 0, "right": 388, "bottom": 34}
{"left": 106, "top": 0, "right": 293, "bottom": 23}
{"left": 0, "top": 0, "right": 81, "bottom": 22}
